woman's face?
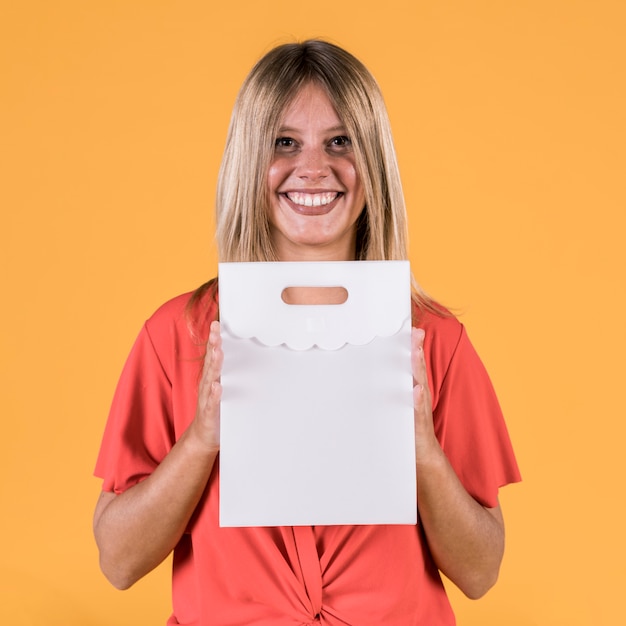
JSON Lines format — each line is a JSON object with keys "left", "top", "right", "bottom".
{"left": 267, "top": 82, "right": 366, "bottom": 261}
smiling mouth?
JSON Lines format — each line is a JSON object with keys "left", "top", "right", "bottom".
{"left": 284, "top": 191, "right": 341, "bottom": 207}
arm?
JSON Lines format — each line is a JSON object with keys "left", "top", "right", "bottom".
{"left": 412, "top": 327, "right": 505, "bottom": 599}
{"left": 93, "top": 321, "right": 223, "bottom": 590}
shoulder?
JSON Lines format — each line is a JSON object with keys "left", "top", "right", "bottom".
{"left": 147, "top": 279, "right": 217, "bottom": 326}
{"left": 148, "top": 291, "right": 195, "bottom": 322}
{"left": 412, "top": 303, "right": 476, "bottom": 404}
{"left": 413, "top": 302, "right": 465, "bottom": 353}
{"left": 141, "top": 279, "right": 218, "bottom": 359}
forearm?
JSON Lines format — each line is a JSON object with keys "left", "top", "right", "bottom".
{"left": 93, "top": 423, "right": 218, "bottom": 590}
{"left": 95, "top": 321, "right": 223, "bottom": 590}
{"left": 416, "top": 445, "right": 504, "bottom": 599}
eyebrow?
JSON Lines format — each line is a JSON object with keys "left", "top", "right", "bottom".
{"left": 277, "top": 125, "right": 348, "bottom": 133}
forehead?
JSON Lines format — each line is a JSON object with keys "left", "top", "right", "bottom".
{"left": 279, "top": 82, "right": 343, "bottom": 129}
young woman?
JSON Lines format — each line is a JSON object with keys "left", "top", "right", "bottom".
{"left": 94, "top": 40, "right": 520, "bottom": 625}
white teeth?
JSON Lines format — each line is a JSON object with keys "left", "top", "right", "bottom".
{"left": 286, "top": 192, "right": 339, "bottom": 207}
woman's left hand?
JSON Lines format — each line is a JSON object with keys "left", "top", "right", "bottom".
{"left": 411, "top": 327, "right": 441, "bottom": 465}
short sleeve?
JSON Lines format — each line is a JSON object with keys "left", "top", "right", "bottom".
{"left": 427, "top": 321, "right": 521, "bottom": 508}
{"left": 94, "top": 322, "right": 175, "bottom": 494}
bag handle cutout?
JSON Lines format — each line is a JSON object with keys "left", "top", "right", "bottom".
{"left": 281, "top": 286, "right": 348, "bottom": 305}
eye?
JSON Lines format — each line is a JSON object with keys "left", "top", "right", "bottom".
{"left": 274, "top": 137, "right": 297, "bottom": 152}
{"left": 328, "top": 135, "right": 352, "bottom": 151}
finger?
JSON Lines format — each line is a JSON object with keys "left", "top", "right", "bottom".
{"left": 413, "top": 382, "right": 427, "bottom": 413}
{"left": 411, "top": 327, "right": 426, "bottom": 383}
{"left": 411, "top": 327, "right": 432, "bottom": 408}
{"left": 200, "top": 322, "right": 223, "bottom": 392}
{"left": 205, "top": 380, "right": 222, "bottom": 412}
{"left": 208, "top": 320, "right": 221, "bottom": 346}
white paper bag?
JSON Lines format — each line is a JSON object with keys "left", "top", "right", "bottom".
{"left": 218, "top": 261, "right": 416, "bottom": 527}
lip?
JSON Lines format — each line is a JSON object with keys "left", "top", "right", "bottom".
{"left": 279, "top": 190, "right": 343, "bottom": 216}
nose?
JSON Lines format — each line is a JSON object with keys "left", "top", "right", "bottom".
{"left": 296, "top": 145, "right": 329, "bottom": 181}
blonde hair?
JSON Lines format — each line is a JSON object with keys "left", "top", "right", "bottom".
{"left": 212, "top": 39, "right": 442, "bottom": 313}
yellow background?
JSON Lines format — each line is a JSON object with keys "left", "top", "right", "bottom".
{"left": 1, "top": 1, "right": 624, "bottom": 624}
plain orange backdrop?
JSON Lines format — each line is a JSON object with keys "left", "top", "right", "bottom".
{"left": 1, "top": 1, "right": 624, "bottom": 624}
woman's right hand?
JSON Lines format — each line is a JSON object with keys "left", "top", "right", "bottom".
{"left": 188, "top": 320, "right": 223, "bottom": 453}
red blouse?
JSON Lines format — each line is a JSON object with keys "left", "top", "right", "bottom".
{"left": 95, "top": 286, "right": 520, "bottom": 625}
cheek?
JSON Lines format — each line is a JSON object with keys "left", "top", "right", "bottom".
{"left": 267, "top": 165, "right": 278, "bottom": 191}
{"left": 267, "top": 159, "right": 288, "bottom": 191}
{"left": 342, "top": 160, "right": 362, "bottom": 192}
{"left": 349, "top": 168, "right": 365, "bottom": 203}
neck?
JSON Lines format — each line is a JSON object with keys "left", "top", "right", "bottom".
{"left": 274, "top": 241, "right": 357, "bottom": 263}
